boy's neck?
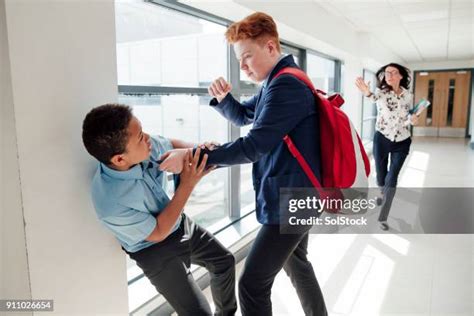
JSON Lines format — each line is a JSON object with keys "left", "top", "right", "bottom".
{"left": 262, "top": 53, "right": 284, "bottom": 84}
{"left": 107, "top": 163, "right": 136, "bottom": 171}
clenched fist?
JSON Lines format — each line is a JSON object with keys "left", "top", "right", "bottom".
{"left": 208, "top": 77, "right": 232, "bottom": 103}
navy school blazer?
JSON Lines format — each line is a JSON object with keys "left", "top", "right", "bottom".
{"left": 203, "top": 55, "right": 322, "bottom": 224}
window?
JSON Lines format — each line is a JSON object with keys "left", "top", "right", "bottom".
{"left": 281, "top": 43, "right": 304, "bottom": 68}
{"left": 238, "top": 97, "right": 256, "bottom": 214}
{"left": 340, "top": 62, "right": 345, "bottom": 96}
{"left": 118, "top": 93, "right": 229, "bottom": 228}
{"left": 361, "top": 69, "right": 377, "bottom": 144}
{"left": 116, "top": 1, "right": 230, "bottom": 229}
{"left": 447, "top": 79, "right": 456, "bottom": 126}
{"left": 116, "top": 2, "right": 227, "bottom": 87}
{"left": 115, "top": 2, "right": 231, "bottom": 312}
{"left": 426, "top": 79, "right": 435, "bottom": 126}
{"left": 306, "top": 51, "right": 337, "bottom": 94}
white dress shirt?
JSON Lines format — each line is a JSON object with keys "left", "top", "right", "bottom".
{"left": 369, "top": 87, "right": 413, "bottom": 142}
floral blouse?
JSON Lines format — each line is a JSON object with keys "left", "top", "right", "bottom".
{"left": 368, "top": 87, "right": 413, "bottom": 142}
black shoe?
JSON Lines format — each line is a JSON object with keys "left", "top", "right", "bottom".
{"left": 379, "top": 221, "right": 389, "bottom": 231}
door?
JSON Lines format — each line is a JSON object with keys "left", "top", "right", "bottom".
{"left": 413, "top": 70, "right": 471, "bottom": 137}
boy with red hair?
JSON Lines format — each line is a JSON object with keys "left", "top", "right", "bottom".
{"left": 161, "top": 12, "right": 327, "bottom": 316}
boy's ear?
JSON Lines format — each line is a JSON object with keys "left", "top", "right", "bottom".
{"left": 266, "top": 39, "right": 278, "bottom": 55}
{"left": 110, "top": 154, "right": 125, "bottom": 167}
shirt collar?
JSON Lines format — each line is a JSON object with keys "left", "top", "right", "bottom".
{"left": 100, "top": 162, "right": 145, "bottom": 180}
{"left": 389, "top": 86, "right": 408, "bottom": 96}
{"left": 262, "top": 54, "right": 287, "bottom": 88}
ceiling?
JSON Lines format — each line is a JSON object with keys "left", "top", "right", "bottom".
{"left": 317, "top": 0, "right": 473, "bottom": 63}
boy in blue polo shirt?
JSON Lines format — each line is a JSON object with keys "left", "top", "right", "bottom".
{"left": 82, "top": 104, "right": 236, "bottom": 316}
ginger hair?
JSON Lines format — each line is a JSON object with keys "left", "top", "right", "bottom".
{"left": 225, "top": 12, "right": 281, "bottom": 52}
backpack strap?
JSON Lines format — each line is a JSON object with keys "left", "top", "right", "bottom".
{"left": 274, "top": 67, "right": 317, "bottom": 93}
{"left": 274, "top": 67, "right": 323, "bottom": 189}
{"left": 274, "top": 67, "right": 345, "bottom": 107}
{"left": 283, "top": 135, "right": 322, "bottom": 188}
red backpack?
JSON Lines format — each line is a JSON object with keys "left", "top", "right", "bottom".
{"left": 274, "top": 67, "right": 370, "bottom": 213}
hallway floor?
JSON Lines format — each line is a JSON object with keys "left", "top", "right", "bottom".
{"left": 202, "top": 136, "right": 474, "bottom": 316}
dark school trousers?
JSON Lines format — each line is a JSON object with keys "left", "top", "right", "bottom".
{"left": 373, "top": 131, "right": 412, "bottom": 222}
{"left": 238, "top": 224, "right": 327, "bottom": 316}
{"left": 127, "top": 214, "right": 237, "bottom": 316}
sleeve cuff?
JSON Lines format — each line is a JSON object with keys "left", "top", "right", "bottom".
{"left": 141, "top": 217, "right": 157, "bottom": 242}
{"left": 210, "top": 97, "right": 219, "bottom": 106}
{"left": 209, "top": 93, "right": 232, "bottom": 107}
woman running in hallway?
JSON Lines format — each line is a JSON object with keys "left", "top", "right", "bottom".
{"left": 356, "top": 63, "right": 418, "bottom": 231}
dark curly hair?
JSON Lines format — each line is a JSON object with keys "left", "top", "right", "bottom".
{"left": 376, "top": 63, "right": 411, "bottom": 91}
{"left": 82, "top": 104, "right": 133, "bottom": 164}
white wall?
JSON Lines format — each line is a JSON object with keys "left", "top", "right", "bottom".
{"left": 409, "top": 59, "right": 474, "bottom": 71}
{"left": 1, "top": 0, "right": 32, "bottom": 314}
{"left": 2, "top": 0, "right": 128, "bottom": 314}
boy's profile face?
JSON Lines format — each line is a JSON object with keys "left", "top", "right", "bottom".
{"left": 234, "top": 38, "right": 280, "bottom": 83}
{"left": 110, "top": 116, "right": 151, "bottom": 170}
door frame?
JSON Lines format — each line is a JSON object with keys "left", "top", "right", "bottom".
{"left": 413, "top": 68, "right": 474, "bottom": 138}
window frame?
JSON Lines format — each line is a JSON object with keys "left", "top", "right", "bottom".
{"left": 306, "top": 48, "right": 343, "bottom": 93}
{"left": 360, "top": 69, "right": 377, "bottom": 145}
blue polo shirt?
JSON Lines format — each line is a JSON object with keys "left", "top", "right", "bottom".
{"left": 91, "top": 135, "right": 181, "bottom": 253}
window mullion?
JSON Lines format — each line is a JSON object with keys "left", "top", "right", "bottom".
{"left": 228, "top": 44, "right": 241, "bottom": 219}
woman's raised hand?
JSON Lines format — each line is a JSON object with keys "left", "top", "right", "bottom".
{"left": 355, "top": 77, "right": 371, "bottom": 96}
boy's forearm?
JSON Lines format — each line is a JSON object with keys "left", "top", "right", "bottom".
{"left": 152, "top": 184, "right": 193, "bottom": 241}
{"left": 170, "top": 138, "right": 196, "bottom": 149}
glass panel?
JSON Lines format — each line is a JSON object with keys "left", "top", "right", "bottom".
{"left": 119, "top": 94, "right": 164, "bottom": 135}
{"left": 362, "top": 119, "right": 376, "bottom": 142}
{"left": 340, "top": 63, "right": 345, "bottom": 95}
{"left": 306, "top": 52, "right": 336, "bottom": 93}
{"left": 119, "top": 93, "right": 229, "bottom": 229}
{"left": 426, "top": 79, "right": 435, "bottom": 126}
{"left": 239, "top": 96, "right": 256, "bottom": 213}
{"left": 293, "top": 55, "right": 299, "bottom": 67}
{"left": 116, "top": 2, "right": 231, "bottom": 312}
{"left": 447, "top": 79, "right": 455, "bottom": 126}
{"left": 115, "top": 1, "right": 227, "bottom": 87}
{"left": 128, "top": 273, "right": 157, "bottom": 312}
{"left": 281, "top": 43, "right": 302, "bottom": 67}
{"left": 361, "top": 69, "right": 377, "bottom": 142}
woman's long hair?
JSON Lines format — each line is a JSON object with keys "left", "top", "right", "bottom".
{"left": 376, "top": 63, "right": 411, "bottom": 91}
